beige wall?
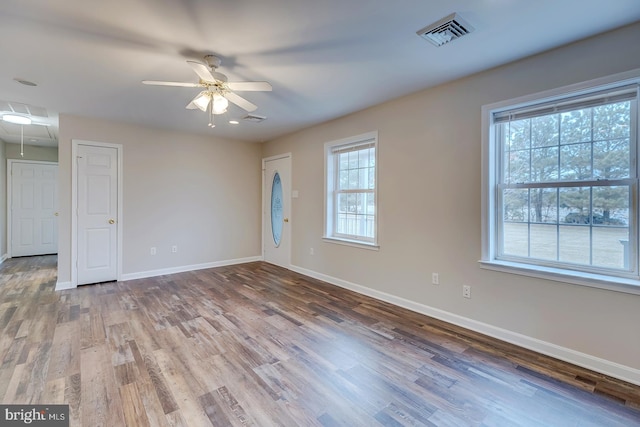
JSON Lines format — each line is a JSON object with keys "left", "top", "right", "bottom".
{"left": 5, "top": 143, "right": 58, "bottom": 162}
{"left": 0, "top": 141, "right": 6, "bottom": 258}
{"left": 57, "top": 115, "right": 262, "bottom": 283}
{"left": 262, "top": 22, "right": 640, "bottom": 374}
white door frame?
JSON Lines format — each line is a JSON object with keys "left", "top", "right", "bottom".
{"left": 262, "top": 153, "right": 292, "bottom": 267}
{"left": 6, "top": 159, "right": 59, "bottom": 258}
{"left": 71, "top": 139, "right": 123, "bottom": 287}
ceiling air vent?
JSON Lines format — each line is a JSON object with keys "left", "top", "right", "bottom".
{"left": 242, "top": 114, "right": 266, "bottom": 123}
{"left": 416, "top": 13, "right": 474, "bottom": 47}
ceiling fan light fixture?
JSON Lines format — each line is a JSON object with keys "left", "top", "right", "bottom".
{"left": 212, "top": 94, "right": 228, "bottom": 114}
{"left": 192, "top": 92, "right": 212, "bottom": 111}
{"left": 2, "top": 114, "right": 32, "bottom": 125}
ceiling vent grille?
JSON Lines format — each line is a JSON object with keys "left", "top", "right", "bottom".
{"left": 416, "top": 13, "right": 474, "bottom": 47}
{"left": 242, "top": 114, "right": 266, "bottom": 123}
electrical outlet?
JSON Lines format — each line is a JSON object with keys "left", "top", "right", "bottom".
{"left": 463, "top": 285, "right": 471, "bottom": 299}
{"left": 171, "top": 245, "right": 178, "bottom": 253}
{"left": 150, "top": 247, "right": 156, "bottom": 256}
{"left": 310, "top": 247, "right": 314, "bottom": 255}
{"left": 431, "top": 273, "right": 439, "bottom": 285}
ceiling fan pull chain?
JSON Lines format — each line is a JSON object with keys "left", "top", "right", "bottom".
{"left": 20, "top": 125, "right": 24, "bottom": 157}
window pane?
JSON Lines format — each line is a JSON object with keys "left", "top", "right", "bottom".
{"left": 506, "top": 119, "right": 530, "bottom": 150}
{"left": 339, "top": 153, "right": 349, "bottom": 169}
{"left": 592, "top": 186, "right": 629, "bottom": 226}
{"left": 502, "top": 222, "right": 528, "bottom": 257}
{"left": 559, "top": 187, "right": 590, "bottom": 223}
{"left": 593, "top": 139, "right": 630, "bottom": 179}
{"left": 530, "top": 224, "right": 557, "bottom": 260}
{"left": 593, "top": 101, "right": 630, "bottom": 141}
{"left": 348, "top": 170, "right": 358, "bottom": 189}
{"left": 593, "top": 226, "right": 629, "bottom": 269}
{"left": 530, "top": 188, "right": 557, "bottom": 223}
{"left": 348, "top": 151, "right": 358, "bottom": 168}
{"left": 560, "top": 108, "right": 591, "bottom": 144}
{"left": 358, "top": 149, "right": 370, "bottom": 168}
{"left": 359, "top": 168, "right": 368, "bottom": 189}
{"left": 559, "top": 225, "right": 590, "bottom": 265}
{"left": 531, "top": 114, "right": 559, "bottom": 148}
{"left": 531, "top": 146, "right": 559, "bottom": 181}
{"left": 505, "top": 149, "right": 530, "bottom": 183}
{"left": 339, "top": 170, "right": 349, "bottom": 189}
{"left": 368, "top": 168, "right": 375, "bottom": 189}
{"left": 504, "top": 189, "right": 529, "bottom": 222}
{"left": 560, "top": 143, "right": 591, "bottom": 180}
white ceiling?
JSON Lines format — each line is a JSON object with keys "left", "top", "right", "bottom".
{"left": 1, "top": 0, "right": 639, "bottom": 146}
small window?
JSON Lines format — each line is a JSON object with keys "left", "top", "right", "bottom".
{"left": 482, "top": 72, "right": 640, "bottom": 290}
{"left": 324, "top": 131, "right": 378, "bottom": 248}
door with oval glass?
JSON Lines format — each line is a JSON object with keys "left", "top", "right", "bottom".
{"left": 263, "top": 154, "right": 291, "bottom": 268}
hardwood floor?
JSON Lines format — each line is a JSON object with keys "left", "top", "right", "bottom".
{"left": 1, "top": 255, "right": 639, "bottom": 426}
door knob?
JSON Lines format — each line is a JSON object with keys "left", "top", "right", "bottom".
{"left": 108, "top": 219, "right": 115, "bottom": 224}
{"left": 54, "top": 212, "right": 59, "bottom": 216}
{"left": 283, "top": 218, "right": 289, "bottom": 223}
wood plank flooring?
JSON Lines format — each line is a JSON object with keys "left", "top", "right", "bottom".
{"left": 1, "top": 255, "right": 639, "bottom": 426}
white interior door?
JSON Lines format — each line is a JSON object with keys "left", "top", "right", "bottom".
{"left": 9, "top": 161, "right": 58, "bottom": 257}
{"left": 263, "top": 155, "right": 291, "bottom": 268}
{"left": 76, "top": 144, "right": 118, "bottom": 285}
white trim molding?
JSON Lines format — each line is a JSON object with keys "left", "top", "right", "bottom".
{"left": 289, "top": 263, "right": 640, "bottom": 387}
{"left": 55, "top": 281, "right": 74, "bottom": 291}
{"left": 121, "top": 256, "right": 263, "bottom": 282}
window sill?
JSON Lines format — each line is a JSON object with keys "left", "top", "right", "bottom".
{"left": 323, "top": 236, "right": 380, "bottom": 251}
{"left": 479, "top": 259, "right": 640, "bottom": 296}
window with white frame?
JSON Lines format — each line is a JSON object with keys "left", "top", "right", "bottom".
{"left": 325, "top": 131, "right": 378, "bottom": 247}
{"left": 482, "top": 73, "right": 640, "bottom": 287}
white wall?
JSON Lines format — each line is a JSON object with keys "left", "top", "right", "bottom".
{"left": 57, "top": 115, "right": 263, "bottom": 284}
{"left": 262, "top": 22, "right": 640, "bottom": 381}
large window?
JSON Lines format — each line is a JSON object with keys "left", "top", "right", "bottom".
{"left": 482, "top": 73, "right": 640, "bottom": 290}
{"left": 324, "top": 131, "right": 378, "bottom": 247}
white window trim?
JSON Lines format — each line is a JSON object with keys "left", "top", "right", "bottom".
{"left": 324, "top": 131, "right": 379, "bottom": 249}
{"left": 481, "top": 68, "right": 640, "bottom": 295}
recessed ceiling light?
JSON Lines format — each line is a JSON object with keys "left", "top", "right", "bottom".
{"left": 13, "top": 78, "right": 38, "bottom": 87}
{"left": 2, "top": 114, "right": 32, "bottom": 125}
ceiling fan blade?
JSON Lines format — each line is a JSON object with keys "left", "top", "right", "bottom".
{"left": 223, "top": 91, "right": 257, "bottom": 112}
{"left": 187, "top": 60, "right": 216, "bottom": 82}
{"left": 227, "top": 81, "right": 272, "bottom": 92}
{"left": 186, "top": 91, "right": 211, "bottom": 111}
{"left": 142, "top": 80, "right": 202, "bottom": 88}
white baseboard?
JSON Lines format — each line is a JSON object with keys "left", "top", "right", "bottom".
{"left": 55, "top": 281, "right": 74, "bottom": 291}
{"left": 0, "top": 254, "right": 7, "bottom": 264}
{"left": 121, "top": 256, "right": 263, "bottom": 282}
{"left": 289, "top": 264, "right": 640, "bottom": 387}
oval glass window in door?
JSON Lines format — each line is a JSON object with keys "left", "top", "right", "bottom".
{"left": 271, "top": 172, "right": 283, "bottom": 247}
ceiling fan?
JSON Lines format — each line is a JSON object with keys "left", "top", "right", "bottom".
{"left": 143, "top": 55, "right": 272, "bottom": 126}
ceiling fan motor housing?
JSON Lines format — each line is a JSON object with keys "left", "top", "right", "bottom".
{"left": 204, "top": 55, "right": 222, "bottom": 69}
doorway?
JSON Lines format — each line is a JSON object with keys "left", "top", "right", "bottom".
{"left": 7, "top": 160, "right": 58, "bottom": 257}
{"left": 263, "top": 154, "right": 291, "bottom": 268}
{"left": 72, "top": 140, "right": 123, "bottom": 286}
